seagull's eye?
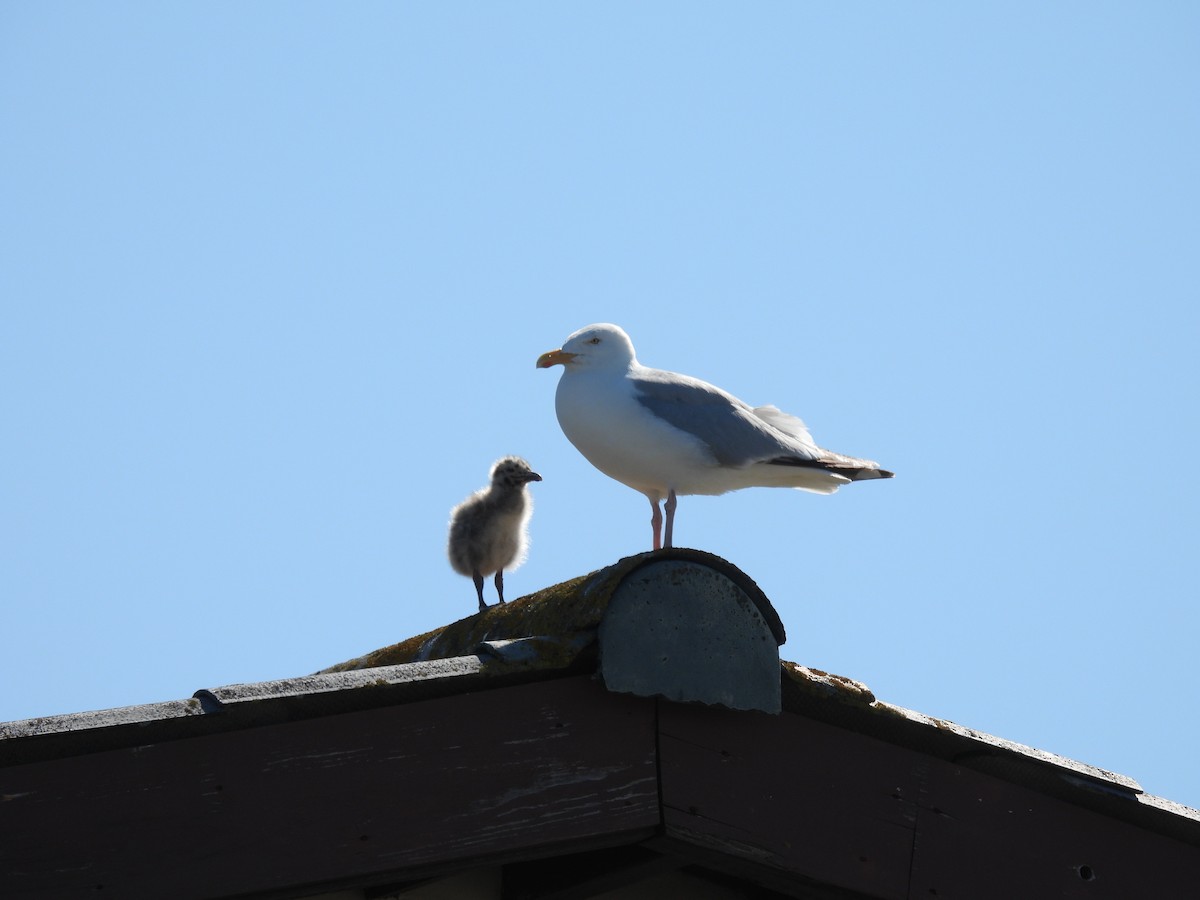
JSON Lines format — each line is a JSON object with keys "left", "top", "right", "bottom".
{"left": 587, "top": 337, "right": 601, "bottom": 345}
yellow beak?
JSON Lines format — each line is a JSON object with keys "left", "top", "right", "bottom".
{"left": 536, "top": 349, "right": 577, "bottom": 368}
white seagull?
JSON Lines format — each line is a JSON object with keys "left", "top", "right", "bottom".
{"left": 536, "top": 323, "right": 892, "bottom": 550}
{"left": 447, "top": 456, "right": 542, "bottom": 611}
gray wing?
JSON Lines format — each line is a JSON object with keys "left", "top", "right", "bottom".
{"left": 632, "top": 369, "right": 821, "bottom": 467}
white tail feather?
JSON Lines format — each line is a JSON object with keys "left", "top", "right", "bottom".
{"left": 752, "top": 405, "right": 817, "bottom": 448}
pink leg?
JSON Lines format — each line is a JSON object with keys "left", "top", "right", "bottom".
{"left": 664, "top": 489, "right": 677, "bottom": 549}
{"left": 649, "top": 496, "right": 662, "bottom": 550}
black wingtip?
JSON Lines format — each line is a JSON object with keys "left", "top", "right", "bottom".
{"left": 767, "top": 456, "right": 894, "bottom": 481}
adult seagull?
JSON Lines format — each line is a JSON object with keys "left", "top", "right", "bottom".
{"left": 536, "top": 323, "right": 892, "bottom": 550}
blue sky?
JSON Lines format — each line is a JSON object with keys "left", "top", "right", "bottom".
{"left": 3, "top": 4, "right": 1198, "bottom": 808}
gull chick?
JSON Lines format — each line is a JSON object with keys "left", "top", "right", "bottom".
{"left": 448, "top": 456, "right": 542, "bottom": 611}
{"left": 536, "top": 323, "right": 892, "bottom": 550}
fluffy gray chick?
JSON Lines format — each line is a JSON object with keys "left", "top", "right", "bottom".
{"left": 447, "top": 456, "right": 542, "bottom": 611}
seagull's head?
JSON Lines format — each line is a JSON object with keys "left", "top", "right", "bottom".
{"left": 491, "top": 456, "right": 542, "bottom": 489}
{"left": 536, "top": 323, "right": 637, "bottom": 372}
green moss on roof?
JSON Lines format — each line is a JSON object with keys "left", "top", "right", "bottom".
{"left": 321, "top": 548, "right": 773, "bottom": 673}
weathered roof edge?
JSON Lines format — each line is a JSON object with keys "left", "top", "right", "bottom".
{"left": 3, "top": 644, "right": 1198, "bottom": 849}
{"left": 776, "top": 659, "right": 1200, "bottom": 847}
{"left": 318, "top": 548, "right": 784, "bottom": 673}
{"left": 780, "top": 659, "right": 1140, "bottom": 791}
{"left": 0, "top": 637, "right": 594, "bottom": 767}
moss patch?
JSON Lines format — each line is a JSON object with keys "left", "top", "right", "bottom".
{"left": 319, "top": 549, "right": 752, "bottom": 673}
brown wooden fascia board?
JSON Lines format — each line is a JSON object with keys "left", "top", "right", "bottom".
{"left": 4, "top": 677, "right": 1200, "bottom": 900}
{"left": 0, "top": 677, "right": 660, "bottom": 900}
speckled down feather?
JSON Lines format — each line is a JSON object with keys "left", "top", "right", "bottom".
{"left": 447, "top": 456, "right": 541, "bottom": 610}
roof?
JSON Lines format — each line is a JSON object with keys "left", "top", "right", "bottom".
{"left": 3, "top": 549, "right": 1198, "bottom": 899}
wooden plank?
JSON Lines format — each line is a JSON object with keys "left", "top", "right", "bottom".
{"left": 910, "top": 759, "right": 1200, "bottom": 898}
{"left": 0, "top": 677, "right": 660, "bottom": 900}
{"left": 659, "top": 701, "right": 1200, "bottom": 899}
{"left": 657, "top": 702, "right": 917, "bottom": 899}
